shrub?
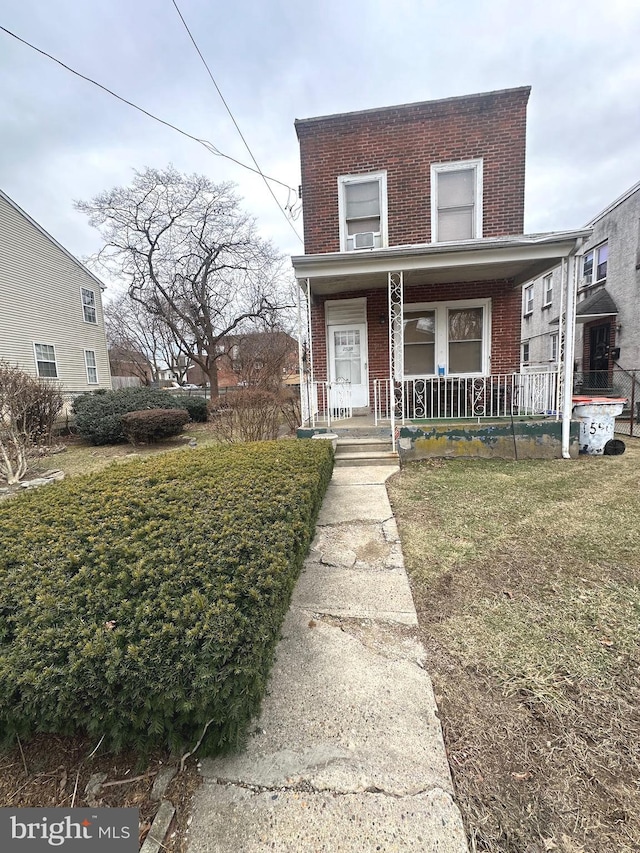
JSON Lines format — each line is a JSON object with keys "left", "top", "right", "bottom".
{"left": 72, "top": 387, "right": 188, "bottom": 445}
{"left": 0, "top": 362, "right": 64, "bottom": 484}
{"left": 174, "top": 394, "right": 208, "bottom": 423}
{"left": 211, "top": 389, "right": 282, "bottom": 442}
{"left": 0, "top": 440, "right": 334, "bottom": 756}
{"left": 121, "top": 408, "right": 190, "bottom": 444}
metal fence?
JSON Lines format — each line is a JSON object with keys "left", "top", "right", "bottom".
{"left": 574, "top": 368, "right": 640, "bottom": 438}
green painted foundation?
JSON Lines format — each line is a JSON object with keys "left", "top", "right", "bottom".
{"left": 398, "top": 419, "right": 579, "bottom": 461}
{"left": 296, "top": 427, "right": 328, "bottom": 439}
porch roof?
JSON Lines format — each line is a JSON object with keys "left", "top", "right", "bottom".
{"left": 292, "top": 230, "right": 591, "bottom": 296}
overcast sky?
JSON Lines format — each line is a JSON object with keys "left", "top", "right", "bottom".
{"left": 1, "top": 0, "right": 639, "bottom": 288}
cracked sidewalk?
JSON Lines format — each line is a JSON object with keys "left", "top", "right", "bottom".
{"left": 187, "top": 464, "right": 469, "bottom": 852}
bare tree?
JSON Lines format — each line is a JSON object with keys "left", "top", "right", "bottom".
{"left": 77, "top": 166, "right": 287, "bottom": 398}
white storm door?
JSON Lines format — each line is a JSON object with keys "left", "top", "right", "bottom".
{"left": 328, "top": 324, "right": 368, "bottom": 407}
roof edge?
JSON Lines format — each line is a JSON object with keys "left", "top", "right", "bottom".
{"left": 586, "top": 179, "right": 640, "bottom": 227}
{"left": 294, "top": 86, "right": 531, "bottom": 134}
{"left": 0, "top": 188, "right": 107, "bottom": 291}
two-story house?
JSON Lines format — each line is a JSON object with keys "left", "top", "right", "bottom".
{"left": 291, "top": 88, "right": 589, "bottom": 449}
{"left": 522, "top": 180, "right": 640, "bottom": 399}
{"left": 0, "top": 188, "right": 112, "bottom": 395}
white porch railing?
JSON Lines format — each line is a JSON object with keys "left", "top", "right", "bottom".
{"left": 374, "top": 372, "right": 558, "bottom": 422}
{"left": 302, "top": 379, "right": 353, "bottom": 427}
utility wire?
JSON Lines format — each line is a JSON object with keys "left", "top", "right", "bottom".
{"left": 169, "top": 0, "right": 303, "bottom": 244}
{"left": 0, "top": 24, "right": 298, "bottom": 198}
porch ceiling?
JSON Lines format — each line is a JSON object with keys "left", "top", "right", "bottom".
{"left": 292, "top": 230, "right": 591, "bottom": 296}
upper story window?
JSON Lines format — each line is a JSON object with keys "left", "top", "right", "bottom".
{"left": 583, "top": 242, "right": 608, "bottom": 286}
{"left": 431, "top": 159, "right": 483, "bottom": 242}
{"left": 338, "top": 172, "right": 387, "bottom": 252}
{"left": 81, "top": 287, "right": 97, "bottom": 324}
{"left": 34, "top": 343, "right": 58, "bottom": 378}
{"left": 523, "top": 284, "right": 534, "bottom": 316}
{"left": 543, "top": 274, "right": 553, "bottom": 307}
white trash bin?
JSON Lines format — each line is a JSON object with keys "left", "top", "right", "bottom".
{"left": 572, "top": 397, "right": 626, "bottom": 455}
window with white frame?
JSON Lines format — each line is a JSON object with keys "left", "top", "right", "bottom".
{"left": 550, "top": 333, "right": 558, "bottom": 362}
{"left": 543, "top": 274, "right": 553, "bottom": 307}
{"left": 523, "top": 284, "right": 534, "bottom": 316}
{"left": 34, "top": 343, "right": 58, "bottom": 378}
{"left": 81, "top": 287, "right": 97, "bottom": 323}
{"left": 522, "top": 341, "right": 530, "bottom": 365}
{"left": 583, "top": 242, "right": 608, "bottom": 286}
{"left": 431, "top": 159, "right": 483, "bottom": 242}
{"left": 338, "top": 172, "right": 387, "bottom": 251}
{"left": 403, "top": 299, "right": 490, "bottom": 376}
{"left": 84, "top": 349, "right": 98, "bottom": 384}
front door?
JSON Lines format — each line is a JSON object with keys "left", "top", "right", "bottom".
{"left": 588, "top": 323, "right": 611, "bottom": 390}
{"left": 328, "top": 324, "right": 369, "bottom": 408}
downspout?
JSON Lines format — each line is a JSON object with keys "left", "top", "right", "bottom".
{"left": 561, "top": 247, "right": 581, "bottom": 458}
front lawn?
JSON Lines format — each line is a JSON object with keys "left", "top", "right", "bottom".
{"left": 387, "top": 444, "right": 640, "bottom": 853}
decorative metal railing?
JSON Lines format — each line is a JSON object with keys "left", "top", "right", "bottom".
{"left": 302, "top": 380, "right": 352, "bottom": 428}
{"left": 374, "top": 372, "right": 558, "bottom": 423}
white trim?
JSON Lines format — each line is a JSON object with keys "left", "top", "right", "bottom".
{"left": 403, "top": 297, "right": 491, "bottom": 377}
{"left": 81, "top": 286, "right": 98, "bottom": 324}
{"left": 84, "top": 348, "right": 99, "bottom": 384}
{"left": 431, "top": 158, "right": 483, "bottom": 243}
{"left": 33, "top": 341, "right": 58, "bottom": 379}
{"left": 338, "top": 171, "right": 388, "bottom": 252}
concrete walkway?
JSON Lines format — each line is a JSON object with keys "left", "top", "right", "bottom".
{"left": 187, "top": 465, "right": 468, "bottom": 852}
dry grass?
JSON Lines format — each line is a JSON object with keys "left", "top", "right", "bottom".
{"left": 387, "top": 442, "right": 640, "bottom": 853}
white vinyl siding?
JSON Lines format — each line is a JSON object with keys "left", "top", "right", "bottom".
{"left": 0, "top": 192, "right": 112, "bottom": 393}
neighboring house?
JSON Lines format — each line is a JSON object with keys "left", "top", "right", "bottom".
{"left": 521, "top": 180, "right": 640, "bottom": 393}
{"left": 108, "top": 345, "right": 153, "bottom": 384}
{"left": 291, "top": 88, "right": 588, "bottom": 430}
{"left": 187, "top": 331, "right": 298, "bottom": 392}
{"left": 0, "top": 188, "right": 112, "bottom": 394}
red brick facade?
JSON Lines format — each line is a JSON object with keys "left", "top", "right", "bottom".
{"left": 296, "top": 87, "right": 530, "bottom": 254}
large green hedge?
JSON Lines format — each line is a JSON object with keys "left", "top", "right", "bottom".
{"left": 0, "top": 440, "right": 333, "bottom": 756}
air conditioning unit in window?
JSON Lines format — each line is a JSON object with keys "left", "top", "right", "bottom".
{"left": 353, "top": 231, "right": 375, "bottom": 249}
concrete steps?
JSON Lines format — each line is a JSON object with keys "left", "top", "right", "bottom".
{"left": 334, "top": 437, "right": 399, "bottom": 467}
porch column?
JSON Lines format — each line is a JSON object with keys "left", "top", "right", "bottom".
{"left": 561, "top": 254, "right": 579, "bottom": 458}
{"left": 555, "top": 258, "right": 567, "bottom": 419}
{"left": 388, "top": 271, "right": 404, "bottom": 449}
{"left": 297, "top": 278, "right": 315, "bottom": 428}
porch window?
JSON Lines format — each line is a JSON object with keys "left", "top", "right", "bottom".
{"left": 403, "top": 300, "right": 489, "bottom": 376}
{"left": 338, "top": 172, "right": 387, "bottom": 252}
{"left": 448, "top": 308, "right": 483, "bottom": 373}
{"left": 431, "top": 159, "right": 483, "bottom": 242}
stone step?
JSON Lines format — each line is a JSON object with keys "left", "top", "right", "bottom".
{"left": 336, "top": 439, "right": 392, "bottom": 454}
{"left": 334, "top": 451, "right": 399, "bottom": 467}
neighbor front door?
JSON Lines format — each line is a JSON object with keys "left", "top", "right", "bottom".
{"left": 327, "top": 324, "right": 369, "bottom": 408}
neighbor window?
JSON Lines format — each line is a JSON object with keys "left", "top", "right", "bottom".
{"left": 522, "top": 341, "right": 530, "bottom": 365}
{"left": 403, "top": 300, "right": 489, "bottom": 376}
{"left": 431, "top": 159, "right": 483, "bottom": 242}
{"left": 81, "top": 287, "right": 97, "bottom": 323}
{"left": 583, "top": 243, "right": 608, "bottom": 286}
{"left": 550, "top": 333, "right": 558, "bottom": 362}
{"left": 338, "top": 172, "right": 387, "bottom": 251}
{"left": 84, "top": 349, "right": 98, "bottom": 384}
{"left": 543, "top": 274, "right": 553, "bottom": 307}
{"left": 34, "top": 343, "right": 58, "bottom": 378}
{"left": 524, "top": 284, "right": 534, "bottom": 315}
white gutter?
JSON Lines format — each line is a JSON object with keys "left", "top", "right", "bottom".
{"left": 561, "top": 247, "right": 582, "bottom": 458}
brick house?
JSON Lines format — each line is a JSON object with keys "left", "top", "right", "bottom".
{"left": 292, "top": 88, "right": 589, "bottom": 441}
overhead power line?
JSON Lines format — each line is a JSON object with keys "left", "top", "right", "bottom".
{"left": 169, "top": 0, "right": 302, "bottom": 243}
{"left": 0, "top": 23, "right": 301, "bottom": 216}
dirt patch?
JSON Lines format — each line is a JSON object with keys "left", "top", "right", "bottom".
{"left": 0, "top": 734, "right": 200, "bottom": 851}
{"left": 388, "top": 444, "right": 640, "bottom": 853}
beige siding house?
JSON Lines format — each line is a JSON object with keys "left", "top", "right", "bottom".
{"left": 0, "top": 189, "right": 111, "bottom": 395}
